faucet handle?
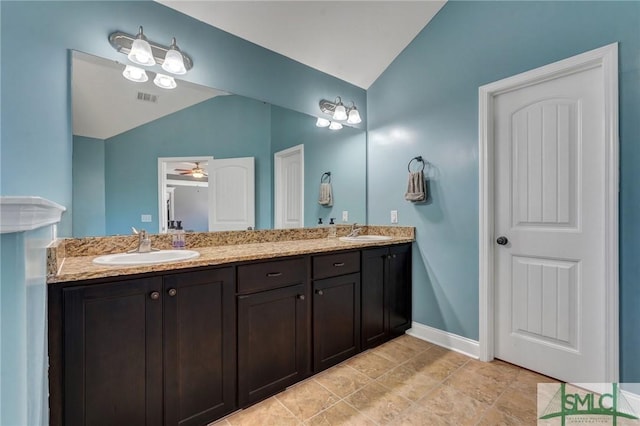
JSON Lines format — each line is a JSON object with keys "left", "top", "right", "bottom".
{"left": 131, "top": 226, "right": 139, "bottom": 235}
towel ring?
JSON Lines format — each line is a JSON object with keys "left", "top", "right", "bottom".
{"left": 407, "top": 156, "right": 425, "bottom": 172}
{"left": 321, "top": 172, "right": 331, "bottom": 183}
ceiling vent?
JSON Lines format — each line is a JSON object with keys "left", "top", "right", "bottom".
{"left": 136, "top": 91, "right": 158, "bottom": 103}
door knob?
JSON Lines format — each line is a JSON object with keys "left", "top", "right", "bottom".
{"left": 496, "top": 236, "right": 509, "bottom": 245}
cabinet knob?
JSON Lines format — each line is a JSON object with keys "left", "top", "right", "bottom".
{"left": 387, "top": 255, "right": 392, "bottom": 259}
{"left": 297, "top": 294, "right": 305, "bottom": 300}
{"left": 392, "top": 254, "right": 397, "bottom": 258}
{"left": 168, "top": 288, "right": 177, "bottom": 297}
{"left": 150, "top": 291, "right": 160, "bottom": 300}
{"left": 315, "top": 289, "right": 324, "bottom": 296}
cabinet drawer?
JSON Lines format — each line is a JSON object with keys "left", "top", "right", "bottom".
{"left": 312, "top": 251, "right": 360, "bottom": 280}
{"left": 237, "top": 258, "right": 306, "bottom": 294}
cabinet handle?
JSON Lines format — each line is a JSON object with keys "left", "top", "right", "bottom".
{"left": 297, "top": 294, "right": 305, "bottom": 300}
{"left": 168, "top": 288, "right": 177, "bottom": 297}
{"left": 150, "top": 291, "right": 160, "bottom": 300}
{"left": 333, "top": 262, "right": 345, "bottom": 267}
{"left": 315, "top": 289, "right": 324, "bottom": 296}
{"left": 266, "top": 272, "right": 283, "bottom": 277}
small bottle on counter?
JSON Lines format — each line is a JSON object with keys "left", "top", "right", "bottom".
{"left": 328, "top": 218, "right": 337, "bottom": 238}
{"left": 174, "top": 220, "right": 185, "bottom": 249}
{"left": 318, "top": 218, "right": 324, "bottom": 226}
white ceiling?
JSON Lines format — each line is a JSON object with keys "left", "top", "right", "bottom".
{"left": 157, "top": 1, "right": 446, "bottom": 89}
{"left": 72, "top": 51, "right": 228, "bottom": 140}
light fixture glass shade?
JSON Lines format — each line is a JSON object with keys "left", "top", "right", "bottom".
{"left": 122, "top": 65, "right": 148, "bottom": 83}
{"left": 191, "top": 171, "right": 204, "bottom": 179}
{"left": 153, "top": 73, "right": 177, "bottom": 89}
{"left": 316, "top": 117, "right": 331, "bottom": 127}
{"left": 347, "top": 107, "right": 362, "bottom": 124}
{"left": 333, "top": 103, "right": 348, "bottom": 121}
{"left": 128, "top": 28, "right": 156, "bottom": 66}
{"left": 329, "top": 121, "right": 343, "bottom": 130}
{"left": 162, "top": 39, "right": 187, "bottom": 75}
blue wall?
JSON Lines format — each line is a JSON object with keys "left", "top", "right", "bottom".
{"left": 104, "top": 95, "right": 272, "bottom": 234}
{"left": 72, "top": 136, "right": 106, "bottom": 237}
{"left": 271, "top": 106, "right": 367, "bottom": 227}
{"left": 367, "top": 1, "right": 640, "bottom": 381}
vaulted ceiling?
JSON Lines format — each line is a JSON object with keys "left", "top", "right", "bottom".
{"left": 157, "top": 1, "right": 446, "bottom": 89}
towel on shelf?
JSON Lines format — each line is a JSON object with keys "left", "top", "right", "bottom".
{"left": 405, "top": 170, "right": 427, "bottom": 202}
{"left": 318, "top": 182, "right": 333, "bottom": 206}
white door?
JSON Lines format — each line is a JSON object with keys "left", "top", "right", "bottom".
{"left": 492, "top": 48, "right": 617, "bottom": 382}
{"left": 274, "top": 145, "right": 304, "bottom": 229}
{"left": 209, "top": 157, "right": 255, "bottom": 231}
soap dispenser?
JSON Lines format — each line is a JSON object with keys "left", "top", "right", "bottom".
{"left": 328, "top": 218, "right": 337, "bottom": 238}
{"left": 175, "top": 220, "right": 185, "bottom": 249}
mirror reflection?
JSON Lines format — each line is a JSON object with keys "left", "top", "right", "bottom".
{"left": 71, "top": 51, "right": 366, "bottom": 237}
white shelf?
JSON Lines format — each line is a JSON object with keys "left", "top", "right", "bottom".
{"left": 0, "top": 196, "right": 66, "bottom": 233}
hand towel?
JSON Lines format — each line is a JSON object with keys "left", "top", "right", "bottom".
{"left": 318, "top": 182, "right": 333, "bottom": 206}
{"left": 405, "top": 171, "right": 426, "bottom": 202}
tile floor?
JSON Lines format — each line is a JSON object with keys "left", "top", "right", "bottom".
{"left": 212, "top": 334, "right": 558, "bottom": 425}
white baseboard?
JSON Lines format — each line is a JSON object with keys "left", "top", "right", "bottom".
{"left": 407, "top": 321, "right": 479, "bottom": 359}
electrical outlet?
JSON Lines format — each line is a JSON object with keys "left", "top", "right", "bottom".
{"left": 342, "top": 211, "right": 349, "bottom": 222}
{"left": 390, "top": 210, "right": 398, "bottom": 224}
{"left": 141, "top": 214, "right": 152, "bottom": 223}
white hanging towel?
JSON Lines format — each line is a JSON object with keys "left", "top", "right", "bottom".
{"left": 404, "top": 170, "right": 426, "bottom": 202}
{"left": 318, "top": 182, "right": 333, "bottom": 206}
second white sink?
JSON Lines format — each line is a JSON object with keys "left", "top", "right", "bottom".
{"left": 93, "top": 250, "right": 200, "bottom": 266}
{"left": 339, "top": 235, "right": 392, "bottom": 242}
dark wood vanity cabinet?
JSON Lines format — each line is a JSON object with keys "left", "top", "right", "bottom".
{"left": 55, "top": 267, "right": 236, "bottom": 426}
{"left": 236, "top": 258, "right": 309, "bottom": 406}
{"left": 51, "top": 243, "right": 412, "bottom": 425}
{"left": 312, "top": 251, "right": 361, "bottom": 372}
{"left": 361, "top": 243, "right": 412, "bottom": 350}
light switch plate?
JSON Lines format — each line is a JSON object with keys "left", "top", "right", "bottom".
{"left": 342, "top": 211, "right": 349, "bottom": 222}
{"left": 141, "top": 214, "right": 152, "bottom": 222}
{"left": 390, "top": 210, "right": 398, "bottom": 224}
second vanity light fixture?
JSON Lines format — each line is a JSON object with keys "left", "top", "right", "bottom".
{"left": 109, "top": 26, "right": 193, "bottom": 89}
{"left": 316, "top": 97, "right": 362, "bottom": 130}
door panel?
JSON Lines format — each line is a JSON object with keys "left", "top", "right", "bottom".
{"left": 274, "top": 145, "right": 304, "bottom": 229}
{"left": 494, "top": 63, "right": 607, "bottom": 382}
{"left": 209, "top": 157, "right": 255, "bottom": 231}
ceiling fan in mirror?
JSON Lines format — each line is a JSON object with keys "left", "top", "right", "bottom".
{"left": 174, "top": 162, "right": 207, "bottom": 179}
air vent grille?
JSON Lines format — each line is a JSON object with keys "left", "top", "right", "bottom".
{"left": 136, "top": 92, "right": 158, "bottom": 103}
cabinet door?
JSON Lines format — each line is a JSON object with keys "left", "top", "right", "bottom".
{"left": 361, "top": 248, "right": 388, "bottom": 350}
{"left": 388, "top": 244, "right": 412, "bottom": 336}
{"left": 63, "top": 277, "right": 163, "bottom": 426}
{"left": 313, "top": 273, "right": 361, "bottom": 371}
{"left": 163, "top": 268, "right": 236, "bottom": 426}
{"left": 237, "top": 284, "right": 307, "bottom": 406}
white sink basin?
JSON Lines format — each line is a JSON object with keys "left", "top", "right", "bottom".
{"left": 339, "top": 235, "right": 393, "bottom": 242}
{"left": 93, "top": 250, "right": 200, "bottom": 266}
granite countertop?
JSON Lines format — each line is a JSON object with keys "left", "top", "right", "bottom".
{"left": 49, "top": 229, "right": 414, "bottom": 284}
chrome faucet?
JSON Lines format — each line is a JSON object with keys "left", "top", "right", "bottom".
{"left": 346, "top": 223, "right": 363, "bottom": 238}
{"left": 129, "top": 227, "right": 156, "bottom": 253}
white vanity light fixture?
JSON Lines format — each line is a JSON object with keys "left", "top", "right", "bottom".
{"left": 153, "top": 73, "right": 177, "bottom": 89}
{"left": 318, "top": 97, "right": 363, "bottom": 130}
{"left": 122, "top": 65, "right": 149, "bottom": 83}
{"left": 109, "top": 26, "right": 194, "bottom": 72}
{"left": 347, "top": 104, "right": 362, "bottom": 124}
{"left": 128, "top": 27, "right": 156, "bottom": 66}
{"left": 162, "top": 38, "right": 187, "bottom": 75}
{"left": 316, "top": 117, "right": 331, "bottom": 127}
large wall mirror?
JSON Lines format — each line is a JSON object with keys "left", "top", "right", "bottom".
{"left": 71, "top": 51, "right": 366, "bottom": 237}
